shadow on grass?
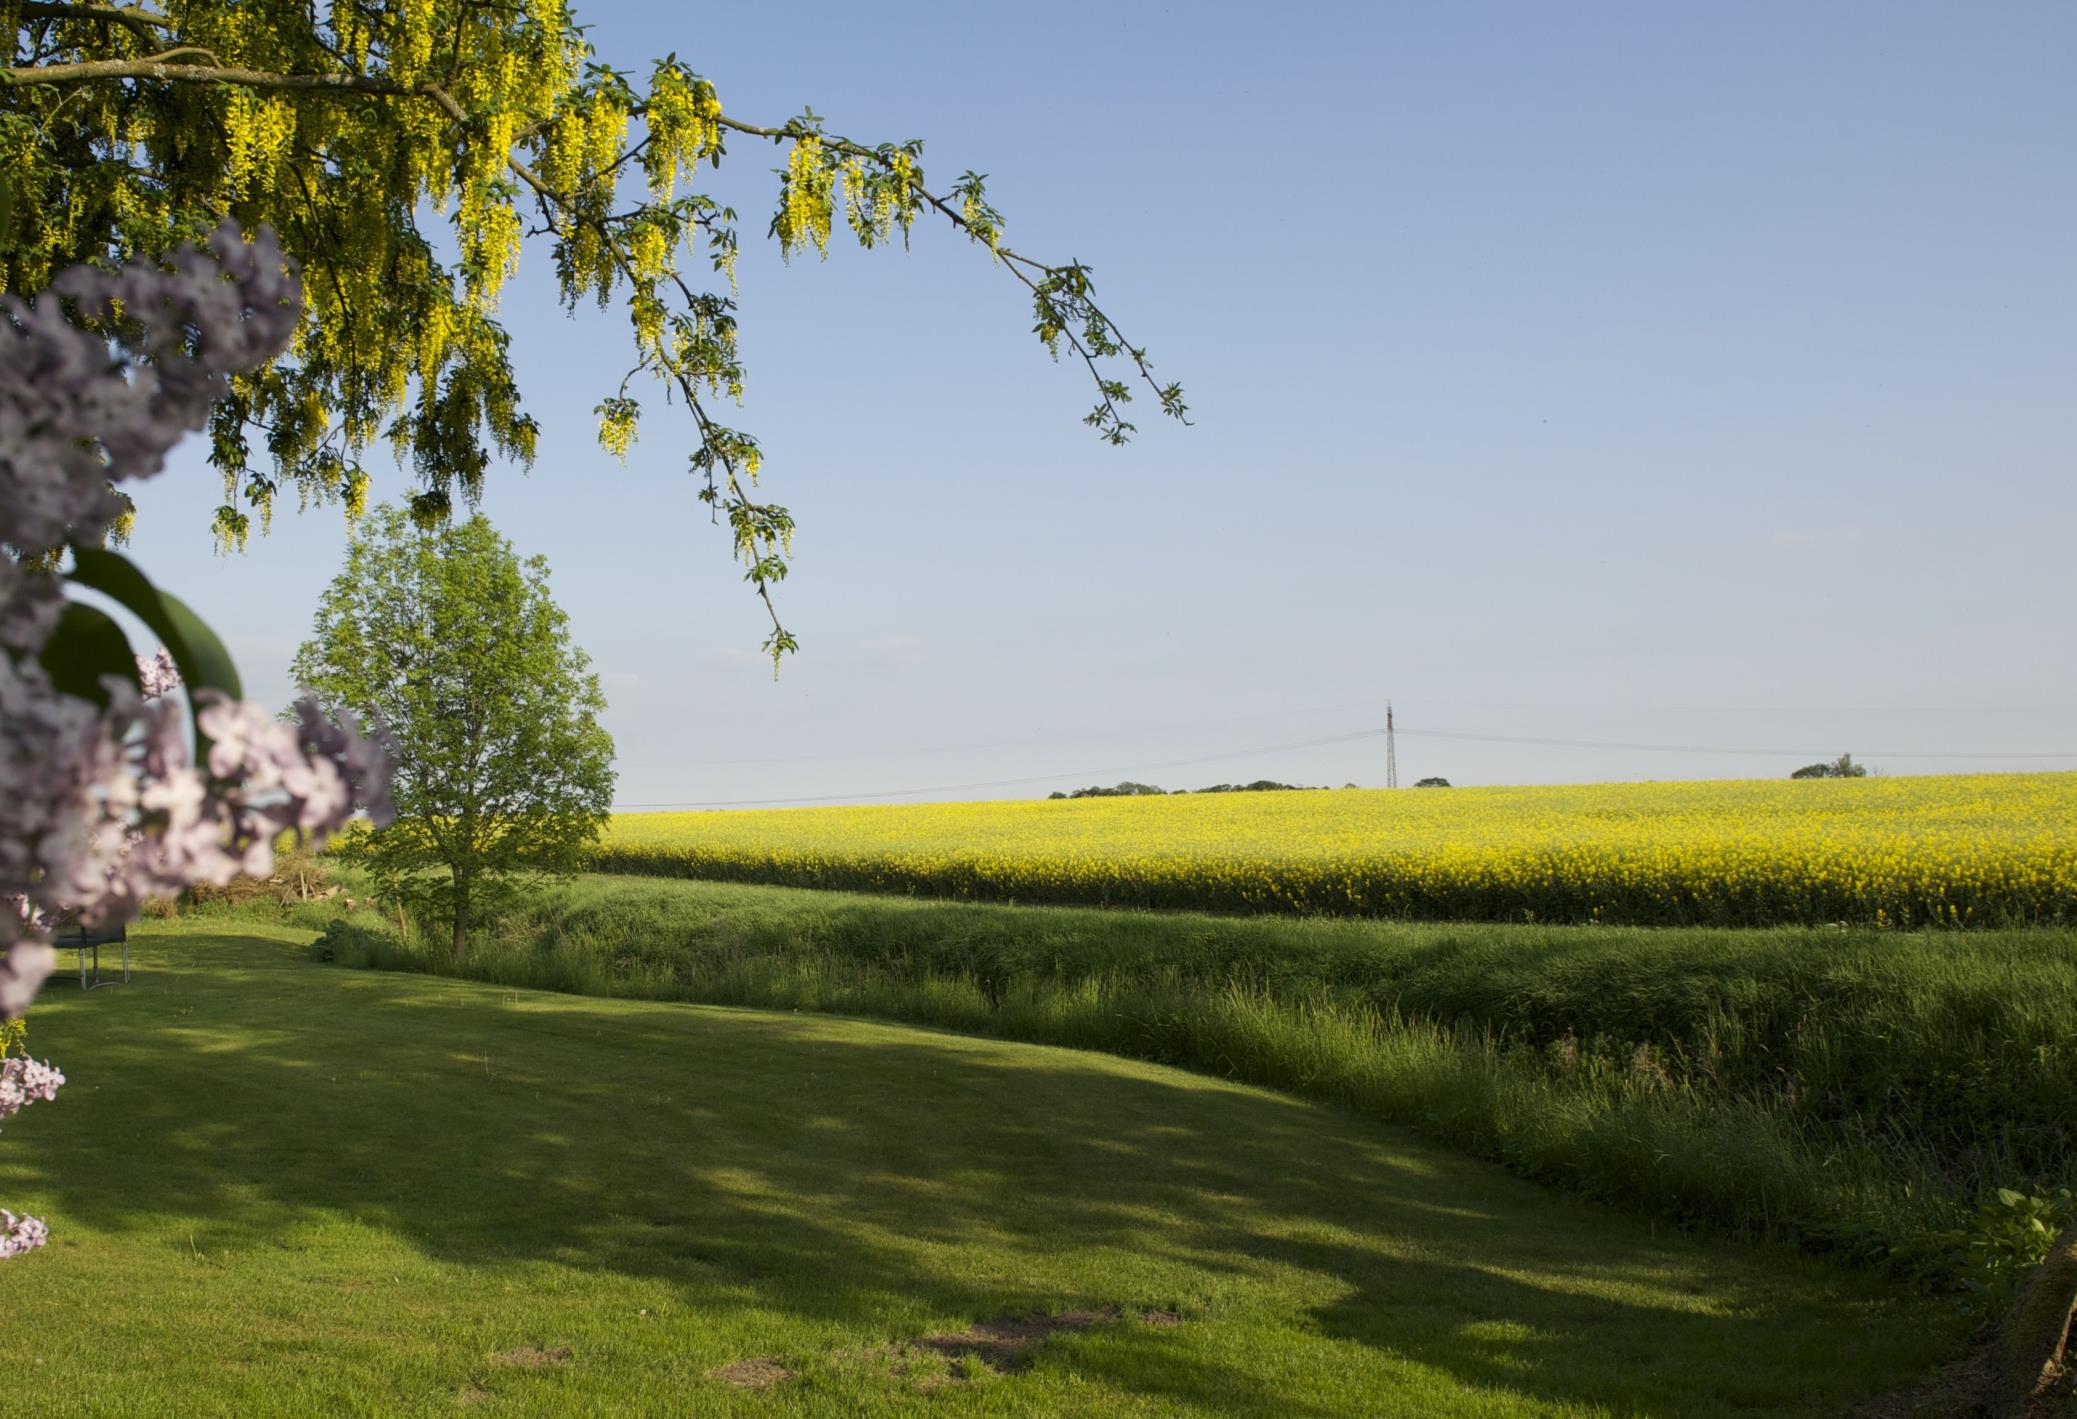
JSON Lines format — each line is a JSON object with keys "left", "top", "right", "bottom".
{"left": 8, "top": 929, "right": 1949, "bottom": 1416}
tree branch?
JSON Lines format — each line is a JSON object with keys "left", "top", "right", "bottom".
{"left": 18, "top": 2, "right": 174, "bottom": 36}
{"left": 710, "top": 112, "right": 1182, "bottom": 426}
{"left": 1, "top": 53, "right": 403, "bottom": 93}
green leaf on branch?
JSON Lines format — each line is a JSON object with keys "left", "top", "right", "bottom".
{"left": 67, "top": 547, "right": 243, "bottom": 704}
{"left": 36, "top": 603, "right": 144, "bottom": 709}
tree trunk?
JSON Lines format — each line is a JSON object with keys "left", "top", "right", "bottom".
{"left": 451, "top": 873, "right": 469, "bottom": 965}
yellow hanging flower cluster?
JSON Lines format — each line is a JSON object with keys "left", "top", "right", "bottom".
{"left": 643, "top": 68, "right": 724, "bottom": 200}
{"left": 776, "top": 136, "right": 834, "bottom": 260}
{"left": 598, "top": 402, "right": 637, "bottom": 460}
{"left": 628, "top": 223, "right": 668, "bottom": 282}
{"left": 416, "top": 300, "right": 454, "bottom": 388}
{"left": 585, "top": 97, "right": 628, "bottom": 193}
{"left": 392, "top": 0, "right": 439, "bottom": 83}
{"left": 838, "top": 151, "right": 917, "bottom": 247}
{"left": 538, "top": 108, "right": 582, "bottom": 193}
{"left": 223, "top": 91, "right": 298, "bottom": 198}
{"left": 626, "top": 224, "right": 671, "bottom": 359}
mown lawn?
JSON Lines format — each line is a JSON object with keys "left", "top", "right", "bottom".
{"left": 0, "top": 924, "right": 1963, "bottom": 1416}
{"left": 310, "top": 872, "right": 2077, "bottom": 1270}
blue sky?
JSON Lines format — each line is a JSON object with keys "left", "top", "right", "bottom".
{"left": 124, "top": 0, "right": 2077, "bottom": 806}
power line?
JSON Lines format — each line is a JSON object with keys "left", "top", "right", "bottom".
{"left": 1397, "top": 728, "right": 2077, "bottom": 760}
{"left": 612, "top": 719, "right": 2077, "bottom": 812}
{"left": 612, "top": 729, "right": 1384, "bottom": 809}
{"left": 612, "top": 697, "right": 1394, "bottom": 770}
{"left": 613, "top": 696, "right": 2077, "bottom": 773}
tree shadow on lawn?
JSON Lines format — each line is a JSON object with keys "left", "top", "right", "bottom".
{"left": 8, "top": 931, "right": 1952, "bottom": 1416}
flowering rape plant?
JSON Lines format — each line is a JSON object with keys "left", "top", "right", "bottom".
{"left": 1, "top": 217, "right": 395, "bottom": 1256}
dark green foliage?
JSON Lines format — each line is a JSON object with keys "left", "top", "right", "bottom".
{"left": 1186, "top": 780, "right": 1316, "bottom": 794}
{"left": 1793, "top": 754, "right": 1870, "bottom": 779}
{"left": 1927, "top": 1186, "right": 2077, "bottom": 1309}
{"left": 1045, "top": 780, "right": 1315, "bottom": 799}
{"left": 307, "top": 919, "right": 393, "bottom": 965}
{"left": 1414, "top": 777, "right": 1452, "bottom": 788}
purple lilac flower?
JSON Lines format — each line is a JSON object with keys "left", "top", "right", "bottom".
{"left": 3, "top": 224, "right": 392, "bottom": 992}
{"left": 0, "top": 222, "right": 398, "bottom": 1258}
{"left": 0, "top": 1056, "right": 64, "bottom": 1121}
{"left": 135, "top": 648, "right": 181, "bottom": 700}
{"left": 0, "top": 1209, "right": 50, "bottom": 1259}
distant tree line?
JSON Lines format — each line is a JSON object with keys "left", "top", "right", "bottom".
{"left": 1048, "top": 780, "right": 1320, "bottom": 800}
{"left": 1791, "top": 754, "right": 1869, "bottom": 780}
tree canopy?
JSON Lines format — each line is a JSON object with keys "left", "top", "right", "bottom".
{"left": 290, "top": 504, "right": 614, "bottom": 960}
{"left": 0, "top": 0, "right": 1186, "bottom": 663}
{"left": 1791, "top": 754, "right": 1869, "bottom": 780}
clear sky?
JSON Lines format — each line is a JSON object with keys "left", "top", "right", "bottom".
{"left": 121, "top": 0, "right": 2077, "bottom": 807}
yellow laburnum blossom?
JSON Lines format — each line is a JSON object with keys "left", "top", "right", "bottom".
{"left": 416, "top": 300, "right": 454, "bottom": 386}
{"left": 777, "top": 136, "right": 833, "bottom": 260}
{"left": 628, "top": 224, "right": 668, "bottom": 282}
{"left": 584, "top": 98, "right": 629, "bottom": 192}
{"left": 598, "top": 404, "right": 637, "bottom": 460}
{"left": 644, "top": 68, "right": 724, "bottom": 200}
{"left": 224, "top": 92, "right": 298, "bottom": 198}
{"left": 393, "top": 0, "right": 439, "bottom": 82}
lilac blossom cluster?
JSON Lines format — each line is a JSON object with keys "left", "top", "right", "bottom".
{"left": 2, "top": 224, "right": 397, "bottom": 1254}
{"left": 135, "top": 647, "right": 180, "bottom": 700}
{"left": 0, "top": 1057, "right": 63, "bottom": 1257}
{"left": 0, "top": 1210, "right": 48, "bottom": 1260}
{"left": 0, "top": 1055, "right": 63, "bottom": 1121}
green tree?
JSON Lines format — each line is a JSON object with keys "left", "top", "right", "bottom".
{"left": 290, "top": 504, "right": 613, "bottom": 961}
{"left": 1790, "top": 754, "right": 1868, "bottom": 780}
{"left": 0, "top": 2, "right": 1184, "bottom": 663}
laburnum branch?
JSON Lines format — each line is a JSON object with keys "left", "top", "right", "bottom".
{"left": 711, "top": 112, "right": 1188, "bottom": 443}
{"left": 17, "top": 2, "right": 173, "bottom": 35}
{"left": 493, "top": 138, "right": 800, "bottom": 666}
{"left": 0, "top": 54, "right": 1182, "bottom": 423}
{"left": 0, "top": 45, "right": 1187, "bottom": 665}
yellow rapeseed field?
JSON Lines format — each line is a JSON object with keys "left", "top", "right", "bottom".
{"left": 594, "top": 773, "right": 2077, "bottom": 927}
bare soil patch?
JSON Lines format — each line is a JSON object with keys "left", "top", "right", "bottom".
{"left": 1852, "top": 1342, "right": 2072, "bottom": 1419}
{"left": 490, "top": 1345, "right": 572, "bottom": 1369}
{"left": 709, "top": 1357, "right": 792, "bottom": 1390}
{"left": 903, "top": 1306, "right": 1182, "bottom": 1377}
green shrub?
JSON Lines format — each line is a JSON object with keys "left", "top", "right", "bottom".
{"left": 307, "top": 919, "right": 398, "bottom": 967}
